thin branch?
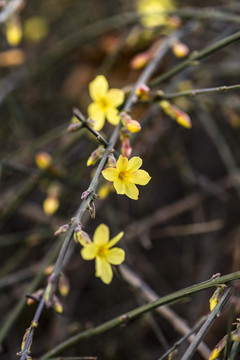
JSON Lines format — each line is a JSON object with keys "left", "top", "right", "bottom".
{"left": 181, "top": 287, "right": 232, "bottom": 360}
{"left": 72, "top": 108, "right": 108, "bottom": 148}
{"left": 150, "top": 30, "right": 240, "bottom": 87}
{"left": 120, "top": 264, "right": 210, "bottom": 359}
{"left": 0, "top": 0, "right": 23, "bottom": 24}
{"left": 156, "top": 84, "right": 240, "bottom": 100}
{"left": 158, "top": 316, "right": 207, "bottom": 360}
{"left": 39, "top": 272, "right": 240, "bottom": 359}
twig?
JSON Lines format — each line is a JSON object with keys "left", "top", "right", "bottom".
{"left": 181, "top": 287, "right": 232, "bottom": 360}
{"left": 39, "top": 272, "right": 240, "bottom": 359}
{"left": 72, "top": 108, "right": 108, "bottom": 148}
{"left": 120, "top": 264, "right": 210, "bottom": 359}
{"left": 0, "top": 0, "right": 23, "bottom": 24}
{"left": 156, "top": 84, "right": 240, "bottom": 100}
{"left": 150, "top": 29, "right": 240, "bottom": 87}
{"left": 196, "top": 101, "right": 240, "bottom": 198}
{"left": 151, "top": 219, "right": 224, "bottom": 238}
{"left": 158, "top": 316, "right": 207, "bottom": 360}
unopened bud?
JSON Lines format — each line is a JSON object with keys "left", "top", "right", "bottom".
{"left": 136, "top": 84, "right": 150, "bottom": 100}
{"left": 43, "top": 196, "right": 59, "bottom": 216}
{"left": 172, "top": 42, "right": 189, "bottom": 58}
{"left": 121, "top": 137, "right": 132, "bottom": 158}
{"left": 209, "top": 285, "right": 226, "bottom": 311}
{"left": 159, "top": 100, "right": 192, "bottom": 129}
{"left": 87, "top": 146, "right": 105, "bottom": 166}
{"left": 6, "top": 15, "right": 22, "bottom": 46}
{"left": 88, "top": 200, "right": 96, "bottom": 219}
{"left": 130, "top": 51, "right": 151, "bottom": 69}
{"left": 27, "top": 289, "right": 44, "bottom": 305}
{"left": 58, "top": 274, "right": 70, "bottom": 297}
{"left": 44, "top": 265, "right": 54, "bottom": 275}
{"left": 54, "top": 223, "right": 70, "bottom": 236}
{"left": 74, "top": 227, "right": 91, "bottom": 246}
{"left": 121, "top": 112, "right": 141, "bottom": 133}
{"left": 209, "top": 335, "right": 227, "bottom": 360}
{"left": 35, "top": 152, "right": 52, "bottom": 170}
{"left": 52, "top": 295, "right": 63, "bottom": 313}
{"left": 107, "top": 154, "right": 117, "bottom": 167}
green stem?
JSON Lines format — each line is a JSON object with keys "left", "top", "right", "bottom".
{"left": 150, "top": 30, "right": 240, "bottom": 87}
{"left": 158, "top": 84, "right": 240, "bottom": 100}
{"left": 39, "top": 272, "right": 240, "bottom": 359}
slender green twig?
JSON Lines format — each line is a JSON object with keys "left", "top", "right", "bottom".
{"left": 150, "top": 30, "right": 240, "bottom": 87}
{"left": 158, "top": 316, "right": 207, "bottom": 360}
{"left": 39, "top": 273, "right": 240, "bottom": 359}
{"left": 181, "top": 287, "right": 232, "bottom": 360}
{"left": 156, "top": 84, "right": 240, "bottom": 100}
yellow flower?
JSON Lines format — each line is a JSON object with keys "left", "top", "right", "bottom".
{"left": 87, "top": 75, "right": 124, "bottom": 131}
{"left": 102, "top": 155, "right": 151, "bottom": 200}
{"left": 81, "top": 224, "right": 125, "bottom": 284}
{"left": 136, "top": 0, "right": 175, "bottom": 28}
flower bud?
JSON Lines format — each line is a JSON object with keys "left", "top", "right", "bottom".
{"left": 209, "top": 285, "right": 226, "bottom": 311}
{"left": 87, "top": 146, "right": 105, "bottom": 166}
{"left": 58, "top": 274, "right": 70, "bottom": 297}
{"left": 107, "top": 154, "right": 117, "bottom": 167}
{"left": 6, "top": 15, "right": 22, "bottom": 46}
{"left": 209, "top": 335, "right": 227, "bottom": 360}
{"left": 136, "top": 84, "right": 150, "bottom": 100}
{"left": 74, "top": 227, "right": 91, "bottom": 246}
{"left": 121, "top": 112, "right": 141, "bottom": 133}
{"left": 52, "top": 295, "right": 63, "bottom": 313}
{"left": 130, "top": 51, "right": 151, "bottom": 69}
{"left": 35, "top": 152, "right": 52, "bottom": 170}
{"left": 121, "top": 137, "right": 132, "bottom": 158}
{"left": 54, "top": 223, "right": 71, "bottom": 236}
{"left": 27, "top": 289, "right": 44, "bottom": 306}
{"left": 43, "top": 196, "right": 59, "bottom": 216}
{"left": 159, "top": 100, "right": 192, "bottom": 128}
{"left": 172, "top": 42, "right": 189, "bottom": 58}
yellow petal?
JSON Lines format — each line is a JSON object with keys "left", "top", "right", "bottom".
{"left": 129, "top": 169, "right": 151, "bottom": 185}
{"left": 113, "top": 178, "right": 125, "bottom": 194}
{"left": 108, "top": 231, "right": 124, "bottom": 248}
{"left": 95, "top": 257, "right": 113, "bottom": 284}
{"left": 127, "top": 156, "right": 142, "bottom": 172}
{"left": 89, "top": 75, "right": 108, "bottom": 101}
{"left": 124, "top": 182, "right": 139, "bottom": 200}
{"left": 93, "top": 224, "right": 109, "bottom": 245}
{"left": 116, "top": 155, "right": 128, "bottom": 172}
{"left": 106, "top": 107, "right": 121, "bottom": 125}
{"left": 87, "top": 102, "right": 105, "bottom": 131}
{"left": 106, "top": 248, "right": 125, "bottom": 265}
{"left": 102, "top": 167, "right": 117, "bottom": 181}
{"left": 106, "top": 89, "right": 124, "bottom": 107}
{"left": 81, "top": 244, "right": 96, "bottom": 260}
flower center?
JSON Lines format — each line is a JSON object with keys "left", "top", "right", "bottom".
{"left": 98, "top": 97, "right": 109, "bottom": 111}
{"left": 118, "top": 170, "right": 129, "bottom": 182}
{"left": 97, "top": 245, "right": 108, "bottom": 258}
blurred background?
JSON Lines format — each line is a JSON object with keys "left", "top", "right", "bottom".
{"left": 1, "top": 0, "right": 240, "bottom": 359}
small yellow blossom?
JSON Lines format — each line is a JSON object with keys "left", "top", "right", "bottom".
{"left": 102, "top": 155, "right": 151, "bottom": 200}
{"left": 43, "top": 196, "right": 59, "bottom": 216}
{"left": 35, "top": 152, "right": 52, "bottom": 170}
{"left": 81, "top": 224, "right": 125, "bottom": 284}
{"left": 87, "top": 75, "right": 124, "bottom": 131}
{"left": 6, "top": 16, "right": 22, "bottom": 46}
{"left": 136, "top": 0, "right": 175, "bottom": 28}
